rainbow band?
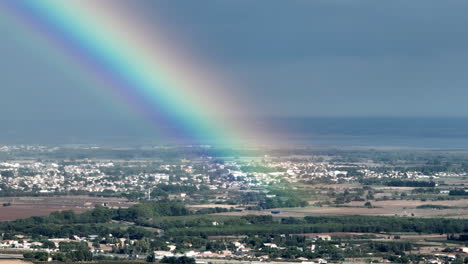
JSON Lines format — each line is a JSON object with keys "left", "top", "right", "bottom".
{"left": 2, "top": 1, "right": 261, "bottom": 146}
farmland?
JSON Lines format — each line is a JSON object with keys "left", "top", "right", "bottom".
{"left": 1, "top": 146, "right": 468, "bottom": 263}
{"left": 0, "top": 196, "right": 134, "bottom": 221}
{"left": 0, "top": 261, "right": 32, "bottom": 264}
{"left": 219, "top": 198, "right": 468, "bottom": 218}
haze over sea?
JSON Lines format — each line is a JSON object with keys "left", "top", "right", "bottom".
{"left": 1, "top": 117, "right": 467, "bottom": 149}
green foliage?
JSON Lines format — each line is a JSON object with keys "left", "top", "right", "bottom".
{"left": 416, "top": 204, "right": 452, "bottom": 209}
{"left": 259, "top": 196, "right": 308, "bottom": 209}
{"left": 161, "top": 256, "right": 196, "bottom": 264}
{"left": 363, "top": 179, "right": 436, "bottom": 187}
{"left": 195, "top": 207, "right": 230, "bottom": 214}
{"left": 240, "top": 166, "right": 281, "bottom": 173}
{"left": 368, "top": 241, "right": 412, "bottom": 254}
{"left": 59, "top": 241, "right": 88, "bottom": 252}
{"left": 447, "top": 234, "right": 468, "bottom": 241}
{"left": 167, "top": 215, "right": 468, "bottom": 237}
{"left": 116, "top": 200, "right": 191, "bottom": 221}
{"left": 23, "top": 251, "right": 48, "bottom": 261}
{"left": 64, "top": 248, "right": 93, "bottom": 261}
{"left": 42, "top": 240, "right": 56, "bottom": 249}
{"left": 0, "top": 200, "right": 189, "bottom": 238}
{"left": 449, "top": 189, "right": 468, "bottom": 196}
{"left": 386, "top": 180, "right": 436, "bottom": 187}
{"left": 241, "top": 215, "right": 274, "bottom": 224}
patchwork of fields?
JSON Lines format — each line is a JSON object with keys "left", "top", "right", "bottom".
{"left": 0, "top": 196, "right": 134, "bottom": 221}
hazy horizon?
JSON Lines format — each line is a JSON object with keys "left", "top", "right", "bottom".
{"left": 0, "top": 117, "right": 467, "bottom": 148}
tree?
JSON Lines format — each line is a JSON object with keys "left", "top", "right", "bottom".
{"left": 147, "top": 253, "right": 156, "bottom": 262}
{"left": 92, "top": 240, "right": 100, "bottom": 248}
{"left": 42, "top": 240, "right": 56, "bottom": 249}
{"left": 161, "top": 256, "right": 196, "bottom": 264}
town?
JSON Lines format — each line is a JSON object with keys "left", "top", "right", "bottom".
{"left": 0, "top": 145, "right": 468, "bottom": 264}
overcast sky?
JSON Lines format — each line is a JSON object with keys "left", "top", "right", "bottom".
{"left": 1, "top": 0, "right": 468, "bottom": 121}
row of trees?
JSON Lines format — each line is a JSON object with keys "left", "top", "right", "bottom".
{"left": 167, "top": 216, "right": 468, "bottom": 237}
{"left": 24, "top": 242, "right": 93, "bottom": 262}
{"left": 386, "top": 180, "right": 436, "bottom": 187}
{"left": 0, "top": 200, "right": 192, "bottom": 238}
{"left": 45, "top": 200, "right": 192, "bottom": 224}
{"left": 449, "top": 189, "right": 468, "bottom": 196}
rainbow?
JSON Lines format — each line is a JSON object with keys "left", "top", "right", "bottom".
{"left": 1, "top": 1, "right": 265, "bottom": 146}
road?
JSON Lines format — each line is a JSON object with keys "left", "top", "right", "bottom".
{"left": 196, "top": 259, "right": 303, "bottom": 264}
{"left": 0, "top": 254, "right": 23, "bottom": 259}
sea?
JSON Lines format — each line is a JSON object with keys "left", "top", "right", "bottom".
{"left": 1, "top": 117, "right": 468, "bottom": 149}
{"left": 267, "top": 117, "right": 468, "bottom": 149}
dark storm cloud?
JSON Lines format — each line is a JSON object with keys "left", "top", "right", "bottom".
{"left": 1, "top": 0, "right": 468, "bottom": 119}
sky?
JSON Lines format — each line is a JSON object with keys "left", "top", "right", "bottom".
{"left": 1, "top": 0, "right": 468, "bottom": 123}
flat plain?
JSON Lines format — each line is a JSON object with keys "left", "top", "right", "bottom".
{"left": 220, "top": 199, "right": 468, "bottom": 218}
{"left": 0, "top": 196, "right": 134, "bottom": 221}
